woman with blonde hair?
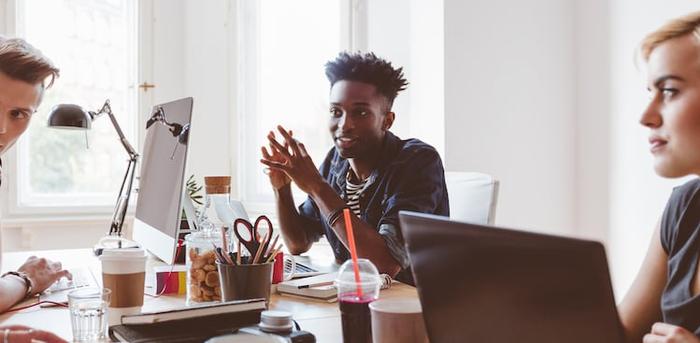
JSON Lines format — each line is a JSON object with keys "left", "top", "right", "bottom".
{"left": 619, "top": 10, "right": 700, "bottom": 343}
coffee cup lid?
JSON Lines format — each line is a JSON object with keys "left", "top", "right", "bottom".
{"left": 99, "top": 248, "right": 147, "bottom": 261}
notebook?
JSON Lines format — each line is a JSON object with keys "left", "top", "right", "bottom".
{"left": 110, "top": 299, "right": 267, "bottom": 343}
{"left": 121, "top": 298, "right": 266, "bottom": 325}
{"left": 110, "top": 309, "right": 264, "bottom": 343}
{"left": 277, "top": 273, "right": 338, "bottom": 301}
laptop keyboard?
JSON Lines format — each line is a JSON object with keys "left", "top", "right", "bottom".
{"left": 285, "top": 260, "right": 318, "bottom": 273}
{"left": 45, "top": 267, "right": 93, "bottom": 293}
{"left": 40, "top": 268, "right": 97, "bottom": 306}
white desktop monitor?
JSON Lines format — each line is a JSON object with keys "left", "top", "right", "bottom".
{"left": 133, "top": 97, "right": 193, "bottom": 264}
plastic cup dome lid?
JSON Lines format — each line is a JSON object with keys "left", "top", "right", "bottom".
{"left": 336, "top": 258, "right": 380, "bottom": 286}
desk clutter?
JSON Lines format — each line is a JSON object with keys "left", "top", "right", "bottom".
{"left": 185, "top": 214, "right": 281, "bottom": 304}
{"left": 109, "top": 303, "right": 317, "bottom": 343}
{"left": 26, "top": 178, "right": 410, "bottom": 342}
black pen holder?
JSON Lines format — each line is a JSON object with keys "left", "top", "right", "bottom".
{"left": 216, "top": 260, "right": 273, "bottom": 303}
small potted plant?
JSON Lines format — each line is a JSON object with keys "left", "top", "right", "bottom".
{"left": 181, "top": 174, "right": 203, "bottom": 229}
{"left": 176, "top": 175, "right": 203, "bottom": 264}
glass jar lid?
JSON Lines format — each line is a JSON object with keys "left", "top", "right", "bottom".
{"left": 185, "top": 227, "right": 223, "bottom": 244}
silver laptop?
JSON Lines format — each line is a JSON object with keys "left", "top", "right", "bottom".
{"left": 399, "top": 211, "right": 625, "bottom": 343}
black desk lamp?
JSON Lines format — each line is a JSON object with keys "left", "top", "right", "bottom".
{"left": 48, "top": 99, "right": 140, "bottom": 254}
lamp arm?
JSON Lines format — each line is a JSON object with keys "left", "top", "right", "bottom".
{"left": 110, "top": 157, "right": 138, "bottom": 237}
{"left": 92, "top": 100, "right": 139, "bottom": 160}
{"left": 91, "top": 100, "right": 140, "bottom": 237}
{"left": 109, "top": 111, "right": 139, "bottom": 159}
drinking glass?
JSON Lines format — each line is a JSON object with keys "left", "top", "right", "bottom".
{"left": 68, "top": 287, "right": 111, "bottom": 342}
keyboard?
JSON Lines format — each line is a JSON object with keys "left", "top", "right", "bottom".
{"left": 284, "top": 259, "right": 324, "bottom": 278}
{"left": 40, "top": 267, "right": 97, "bottom": 306}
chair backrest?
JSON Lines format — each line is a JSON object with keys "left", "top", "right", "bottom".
{"left": 444, "top": 171, "right": 499, "bottom": 225}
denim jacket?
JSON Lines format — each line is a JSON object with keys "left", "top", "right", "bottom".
{"left": 298, "top": 131, "right": 449, "bottom": 284}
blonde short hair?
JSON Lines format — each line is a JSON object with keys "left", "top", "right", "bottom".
{"left": 640, "top": 11, "right": 700, "bottom": 61}
{"left": 0, "top": 35, "right": 59, "bottom": 88}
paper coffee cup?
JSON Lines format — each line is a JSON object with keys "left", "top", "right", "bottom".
{"left": 370, "top": 298, "right": 429, "bottom": 343}
{"left": 99, "top": 248, "right": 147, "bottom": 325}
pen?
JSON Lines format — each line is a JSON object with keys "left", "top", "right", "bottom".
{"left": 252, "top": 231, "right": 269, "bottom": 264}
{"left": 213, "top": 246, "right": 222, "bottom": 262}
{"left": 221, "top": 226, "right": 229, "bottom": 255}
{"left": 264, "top": 244, "right": 283, "bottom": 263}
{"left": 298, "top": 281, "right": 334, "bottom": 289}
{"left": 265, "top": 234, "right": 279, "bottom": 258}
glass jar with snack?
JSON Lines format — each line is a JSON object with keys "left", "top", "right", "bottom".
{"left": 185, "top": 189, "right": 223, "bottom": 304}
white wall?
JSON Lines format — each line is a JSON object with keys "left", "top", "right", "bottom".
{"left": 444, "top": 0, "right": 577, "bottom": 235}
{"left": 441, "top": 0, "right": 700, "bottom": 297}
{"left": 150, "top": 0, "right": 233, "bottom": 182}
{"left": 365, "top": 0, "right": 445, "bottom": 157}
{"left": 573, "top": 0, "right": 611, "bottom": 246}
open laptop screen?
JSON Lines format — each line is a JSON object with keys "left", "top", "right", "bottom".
{"left": 399, "top": 211, "right": 624, "bottom": 343}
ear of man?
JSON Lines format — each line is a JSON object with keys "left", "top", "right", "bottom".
{"left": 383, "top": 111, "right": 395, "bottom": 131}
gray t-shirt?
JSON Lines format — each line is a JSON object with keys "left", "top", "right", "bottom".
{"left": 660, "top": 178, "right": 700, "bottom": 335}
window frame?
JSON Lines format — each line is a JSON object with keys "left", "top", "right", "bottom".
{"left": 0, "top": 0, "right": 148, "bottom": 220}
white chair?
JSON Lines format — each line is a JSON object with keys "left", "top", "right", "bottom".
{"left": 444, "top": 171, "right": 499, "bottom": 225}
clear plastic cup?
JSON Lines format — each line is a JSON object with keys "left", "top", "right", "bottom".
{"left": 336, "top": 258, "right": 381, "bottom": 343}
{"left": 68, "top": 287, "right": 111, "bottom": 342}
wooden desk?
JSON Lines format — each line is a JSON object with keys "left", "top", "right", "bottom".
{"left": 0, "top": 249, "right": 417, "bottom": 342}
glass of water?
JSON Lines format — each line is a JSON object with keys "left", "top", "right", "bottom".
{"left": 68, "top": 288, "right": 111, "bottom": 342}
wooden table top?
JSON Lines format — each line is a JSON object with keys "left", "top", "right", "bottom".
{"left": 0, "top": 248, "right": 418, "bottom": 342}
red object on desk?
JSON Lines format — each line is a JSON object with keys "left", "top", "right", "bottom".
{"left": 272, "top": 251, "right": 284, "bottom": 284}
{"left": 153, "top": 265, "right": 187, "bottom": 295}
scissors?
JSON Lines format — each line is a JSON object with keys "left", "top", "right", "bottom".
{"left": 233, "top": 215, "right": 274, "bottom": 259}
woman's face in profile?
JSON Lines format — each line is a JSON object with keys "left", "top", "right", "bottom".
{"left": 641, "top": 34, "right": 700, "bottom": 178}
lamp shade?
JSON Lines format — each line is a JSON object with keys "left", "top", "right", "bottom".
{"left": 47, "top": 104, "right": 92, "bottom": 130}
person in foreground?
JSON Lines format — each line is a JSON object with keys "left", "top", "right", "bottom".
{"left": 0, "top": 36, "right": 69, "bottom": 343}
{"left": 618, "top": 11, "right": 700, "bottom": 343}
{"left": 259, "top": 52, "right": 449, "bottom": 284}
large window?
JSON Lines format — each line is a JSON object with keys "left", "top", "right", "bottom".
{"left": 11, "top": 0, "right": 138, "bottom": 211}
{"left": 239, "top": 0, "right": 354, "bottom": 206}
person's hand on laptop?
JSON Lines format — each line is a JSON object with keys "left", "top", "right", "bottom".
{"left": 0, "top": 325, "right": 67, "bottom": 343}
{"left": 17, "top": 256, "right": 71, "bottom": 294}
{"left": 262, "top": 126, "right": 325, "bottom": 195}
{"left": 643, "top": 322, "right": 700, "bottom": 343}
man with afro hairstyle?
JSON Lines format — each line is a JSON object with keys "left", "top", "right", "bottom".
{"left": 260, "top": 52, "right": 448, "bottom": 284}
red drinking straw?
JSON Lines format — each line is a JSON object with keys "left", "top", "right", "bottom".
{"left": 343, "top": 208, "right": 363, "bottom": 298}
